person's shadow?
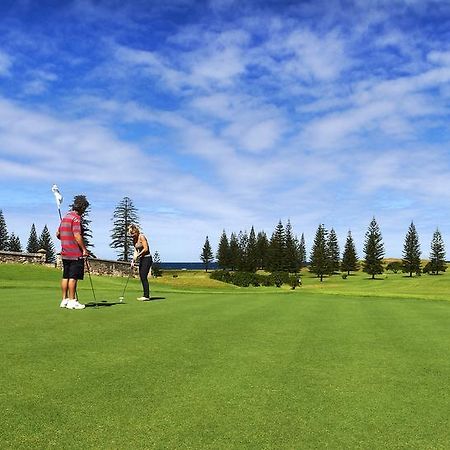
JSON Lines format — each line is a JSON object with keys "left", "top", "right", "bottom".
{"left": 143, "top": 297, "right": 165, "bottom": 302}
{"left": 85, "top": 300, "right": 125, "bottom": 308}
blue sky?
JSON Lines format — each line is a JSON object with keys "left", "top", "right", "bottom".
{"left": 1, "top": 0, "right": 450, "bottom": 261}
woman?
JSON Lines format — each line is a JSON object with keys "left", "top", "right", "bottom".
{"left": 128, "top": 224, "right": 153, "bottom": 300}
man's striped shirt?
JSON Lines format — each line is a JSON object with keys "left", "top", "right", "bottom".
{"left": 59, "top": 211, "right": 82, "bottom": 260}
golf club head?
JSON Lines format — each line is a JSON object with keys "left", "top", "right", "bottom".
{"left": 119, "top": 296, "right": 124, "bottom": 302}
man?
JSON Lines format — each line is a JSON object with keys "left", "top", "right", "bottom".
{"left": 56, "top": 195, "right": 90, "bottom": 310}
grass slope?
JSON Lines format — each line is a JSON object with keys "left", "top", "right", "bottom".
{"left": 1, "top": 264, "right": 449, "bottom": 449}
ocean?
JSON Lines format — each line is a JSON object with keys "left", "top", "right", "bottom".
{"left": 159, "top": 262, "right": 219, "bottom": 270}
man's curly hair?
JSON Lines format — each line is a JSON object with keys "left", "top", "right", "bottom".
{"left": 71, "top": 195, "right": 90, "bottom": 214}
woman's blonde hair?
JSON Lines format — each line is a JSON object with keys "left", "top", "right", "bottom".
{"left": 128, "top": 224, "right": 140, "bottom": 235}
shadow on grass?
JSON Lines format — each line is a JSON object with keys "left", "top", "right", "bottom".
{"left": 84, "top": 297, "right": 166, "bottom": 307}
{"left": 84, "top": 300, "right": 126, "bottom": 308}
{"left": 143, "top": 297, "right": 166, "bottom": 302}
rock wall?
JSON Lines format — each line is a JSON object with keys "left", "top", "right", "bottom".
{"left": 0, "top": 251, "right": 134, "bottom": 277}
{"left": 85, "top": 258, "right": 134, "bottom": 277}
{"left": 0, "top": 250, "right": 46, "bottom": 264}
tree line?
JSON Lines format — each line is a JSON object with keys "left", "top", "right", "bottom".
{"left": 201, "top": 217, "right": 447, "bottom": 281}
{"left": 0, "top": 210, "right": 56, "bottom": 262}
{"left": 0, "top": 197, "right": 161, "bottom": 272}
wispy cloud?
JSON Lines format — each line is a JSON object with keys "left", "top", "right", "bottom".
{"left": 1, "top": 0, "right": 450, "bottom": 259}
{"left": 0, "top": 51, "right": 12, "bottom": 76}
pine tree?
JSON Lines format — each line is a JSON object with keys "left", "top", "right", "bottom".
{"left": 0, "top": 209, "right": 9, "bottom": 250}
{"left": 237, "top": 230, "right": 249, "bottom": 271}
{"left": 246, "top": 226, "right": 258, "bottom": 272}
{"left": 26, "top": 224, "right": 40, "bottom": 253}
{"left": 216, "top": 230, "right": 230, "bottom": 269}
{"left": 39, "top": 225, "right": 56, "bottom": 263}
{"left": 402, "top": 222, "right": 421, "bottom": 277}
{"left": 152, "top": 250, "right": 162, "bottom": 277}
{"left": 327, "top": 228, "right": 340, "bottom": 274}
{"left": 228, "top": 232, "right": 240, "bottom": 271}
{"left": 363, "top": 217, "right": 385, "bottom": 279}
{"left": 200, "top": 236, "right": 214, "bottom": 272}
{"left": 269, "top": 220, "right": 286, "bottom": 272}
{"left": 285, "top": 220, "right": 299, "bottom": 273}
{"left": 110, "top": 197, "right": 140, "bottom": 261}
{"left": 309, "top": 224, "right": 329, "bottom": 282}
{"left": 341, "top": 230, "right": 359, "bottom": 275}
{"left": 8, "top": 233, "right": 22, "bottom": 252}
{"left": 298, "top": 233, "right": 307, "bottom": 270}
{"left": 256, "top": 231, "right": 270, "bottom": 270}
{"left": 430, "top": 229, "right": 446, "bottom": 275}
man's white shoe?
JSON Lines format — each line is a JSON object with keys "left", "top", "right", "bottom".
{"left": 60, "top": 299, "right": 69, "bottom": 308}
{"left": 66, "top": 300, "right": 85, "bottom": 310}
{"left": 136, "top": 296, "right": 149, "bottom": 301}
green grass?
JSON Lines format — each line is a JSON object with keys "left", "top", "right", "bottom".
{"left": 1, "top": 264, "right": 449, "bottom": 449}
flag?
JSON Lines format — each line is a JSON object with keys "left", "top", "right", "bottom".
{"left": 51, "top": 184, "right": 63, "bottom": 209}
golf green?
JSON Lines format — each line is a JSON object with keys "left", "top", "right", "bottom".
{"left": 1, "top": 265, "right": 449, "bottom": 449}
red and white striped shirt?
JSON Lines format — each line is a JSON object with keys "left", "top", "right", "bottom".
{"left": 59, "top": 211, "right": 82, "bottom": 260}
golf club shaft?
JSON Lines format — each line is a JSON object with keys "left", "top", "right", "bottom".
{"left": 120, "top": 263, "right": 134, "bottom": 298}
{"left": 85, "top": 257, "right": 97, "bottom": 302}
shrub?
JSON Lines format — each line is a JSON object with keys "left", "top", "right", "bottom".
{"left": 288, "top": 275, "right": 301, "bottom": 289}
{"left": 270, "top": 271, "right": 290, "bottom": 288}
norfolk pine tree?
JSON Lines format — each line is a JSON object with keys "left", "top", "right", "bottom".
{"left": 430, "top": 229, "right": 446, "bottom": 275}
{"left": 246, "top": 226, "right": 258, "bottom": 272}
{"left": 110, "top": 197, "right": 140, "bottom": 261}
{"left": 269, "top": 220, "right": 286, "bottom": 272}
{"left": 402, "top": 222, "right": 421, "bottom": 277}
{"left": 0, "top": 209, "right": 8, "bottom": 250}
{"left": 327, "top": 228, "right": 340, "bottom": 274}
{"left": 256, "top": 231, "right": 270, "bottom": 270}
{"left": 237, "top": 230, "right": 249, "bottom": 271}
{"left": 216, "top": 230, "right": 230, "bottom": 269}
{"left": 8, "top": 233, "right": 22, "bottom": 252}
{"left": 39, "top": 225, "right": 56, "bottom": 263}
{"left": 341, "top": 230, "right": 359, "bottom": 275}
{"left": 309, "top": 224, "right": 329, "bottom": 282}
{"left": 200, "top": 236, "right": 214, "bottom": 272}
{"left": 285, "top": 220, "right": 299, "bottom": 272}
{"left": 152, "top": 251, "right": 162, "bottom": 277}
{"left": 228, "top": 232, "right": 240, "bottom": 271}
{"left": 26, "top": 224, "right": 40, "bottom": 253}
{"left": 363, "top": 217, "right": 385, "bottom": 279}
{"left": 298, "top": 233, "right": 307, "bottom": 271}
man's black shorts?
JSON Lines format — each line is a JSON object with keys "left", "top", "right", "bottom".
{"left": 62, "top": 258, "right": 85, "bottom": 280}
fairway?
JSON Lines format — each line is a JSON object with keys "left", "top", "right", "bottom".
{"left": 1, "top": 265, "right": 449, "bottom": 449}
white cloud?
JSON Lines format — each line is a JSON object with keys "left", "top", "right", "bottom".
{"left": 0, "top": 51, "right": 12, "bottom": 76}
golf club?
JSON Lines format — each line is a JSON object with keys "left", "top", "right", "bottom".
{"left": 85, "top": 257, "right": 97, "bottom": 303}
{"left": 119, "top": 260, "right": 134, "bottom": 302}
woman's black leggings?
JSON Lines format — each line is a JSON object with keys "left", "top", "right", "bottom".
{"left": 139, "top": 255, "right": 153, "bottom": 298}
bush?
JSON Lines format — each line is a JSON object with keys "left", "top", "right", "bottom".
{"left": 288, "top": 275, "right": 301, "bottom": 289}
{"left": 270, "top": 271, "right": 290, "bottom": 288}
{"left": 386, "top": 261, "right": 402, "bottom": 273}
{"left": 210, "top": 270, "right": 232, "bottom": 283}
{"left": 342, "top": 273, "right": 348, "bottom": 279}
{"left": 210, "top": 270, "right": 295, "bottom": 288}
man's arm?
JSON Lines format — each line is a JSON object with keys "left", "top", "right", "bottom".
{"left": 74, "top": 232, "right": 89, "bottom": 257}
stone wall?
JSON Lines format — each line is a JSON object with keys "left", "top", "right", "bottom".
{"left": 0, "top": 251, "right": 134, "bottom": 277}
{"left": 85, "top": 258, "right": 135, "bottom": 277}
{"left": 0, "top": 250, "right": 47, "bottom": 264}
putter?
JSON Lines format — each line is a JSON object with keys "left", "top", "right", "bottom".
{"left": 119, "top": 261, "right": 134, "bottom": 302}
